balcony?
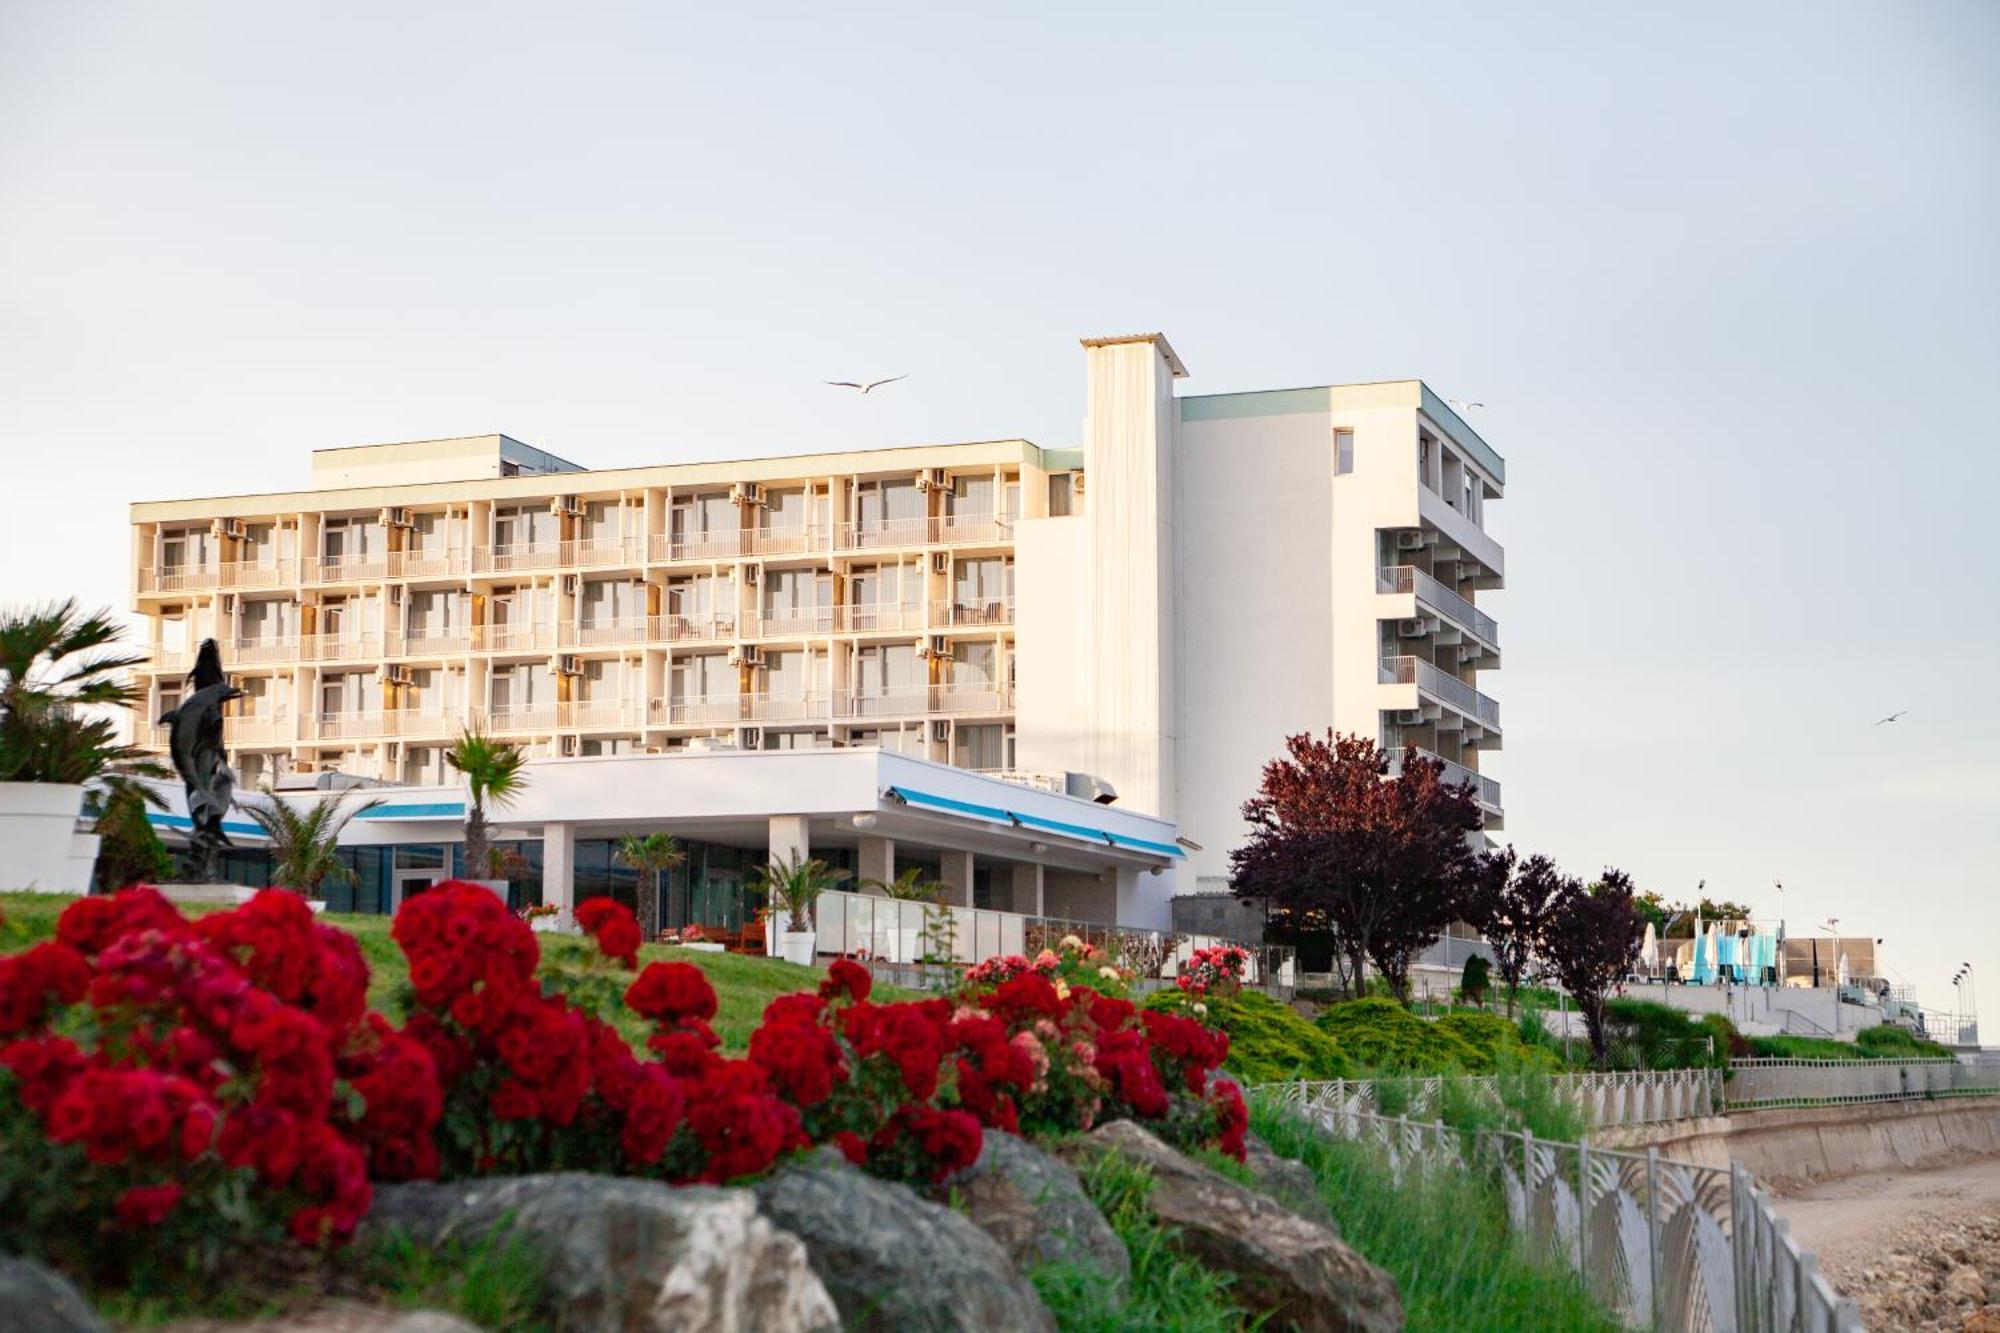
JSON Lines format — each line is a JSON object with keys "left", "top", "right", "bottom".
{"left": 835, "top": 603, "right": 926, "bottom": 634}
{"left": 1379, "top": 655, "right": 1501, "bottom": 730}
{"left": 393, "top": 711, "right": 458, "bottom": 742}
{"left": 474, "top": 542, "right": 561, "bottom": 574}
{"left": 934, "top": 514, "right": 1011, "bottom": 546}
{"left": 228, "top": 713, "right": 295, "bottom": 745}
{"left": 653, "top": 530, "right": 744, "bottom": 562}
{"left": 317, "top": 711, "right": 389, "bottom": 740}
{"left": 562, "top": 699, "right": 643, "bottom": 730}
{"left": 1389, "top": 748, "right": 1503, "bottom": 821}
{"left": 752, "top": 605, "right": 836, "bottom": 638}
{"left": 394, "top": 630, "right": 474, "bottom": 658}
{"left": 836, "top": 518, "right": 931, "bottom": 551}
{"left": 935, "top": 682, "right": 1011, "bottom": 714}
{"left": 933, "top": 597, "right": 1014, "bottom": 628}
{"left": 835, "top": 686, "right": 932, "bottom": 719}
{"left": 650, "top": 613, "right": 737, "bottom": 644}
{"left": 561, "top": 618, "right": 649, "bottom": 648}
{"left": 222, "top": 559, "right": 299, "bottom": 589}
{"left": 742, "top": 692, "right": 829, "bottom": 723}
{"left": 139, "top": 564, "right": 220, "bottom": 594}
{"left": 748, "top": 526, "right": 825, "bottom": 557}
{"left": 1377, "top": 566, "right": 1498, "bottom": 647}
{"left": 485, "top": 704, "right": 559, "bottom": 733}
{"left": 311, "top": 553, "right": 392, "bottom": 583}
{"left": 231, "top": 635, "right": 302, "bottom": 665}
{"left": 651, "top": 695, "right": 743, "bottom": 726}
{"left": 482, "top": 623, "right": 557, "bottom": 654}
{"left": 400, "top": 549, "right": 469, "bottom": 580}
{"left": 307, "top": 633, "right": 387, "bottom": 663}
{"left": 563, "top": 537, "right": 641, "bottom": 568}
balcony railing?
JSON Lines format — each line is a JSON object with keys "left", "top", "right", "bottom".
{"left": 317, "top": 711, "right": 389, "bottom": 739}
{"left": 140, "top": 564, "right": 220, "bottom": 593}
{"left": 307, "top": 633, "right": 387, "bottom": 662}
{"left": 311, "top": 554, "right": 392, "bottom": 582}
{"left": 222, "top": 559, "right": 299, "bottom": 589}
{"left": 742, "top": 692, "right": 829, "bottom": 722}
{"left": 836, "top": 518, "right": 931, "bottom": 551}
{"left": 562, "top": 699, "right": 643, "bottom": 730}
{"left": 392, "top": 711, "right": 457, "bottom": 741}
{"left": 228, "top": 713, "right": 295, "bottom": 745}
{"left": 561, "top": 618, "right": 649, "bottom": 648}
{"left": 562, "top": 538, "right": 642, "bottom": 567}
{"left": 475, "top": 542, "right": 562, "bottom": 574}
{"left": 485, "top": 705, "right": 560, "bottom": 732}
{"left": 835, "top": 603, "right": 926, "bottom": 634}
{"left": 394, "top": 630, "right": 475, "bottom": 657}
{"left": 834, "top": 686, "right": 933, "bottom": 719}
{"left": 651, "top": 694, "right": 743, "bottom": 725}
{"left": 1380, "top": 655, "right": 1501, "bottom": 729}
{"left": 934, "top": 514, "right": 1011, "bottom": 545}
{"left": 748, "top": 526, "right": 825, "bottom": 557}
{"left": 654, "top": 530, "right": 745, "bottom": 561}
{"left": 753, "top": 605, "right": 836, "bottom": 637}
{"left": 482, "top": 624, "right": 557, "bottom": 653}
{"left": 400, "top": 550, "right": 468, "bottom": 579}
{"left": 934, "top": 597, "right": 1014, "bottom": 628}
{"left": 935, "top": 682, "right": 1011, "bottom": 714}
{"left": 650, "top": 613, "right": 737, "bottom": 643}
{"left": 1377, "top": 566, "right": 1499, "bottom": 646}
{"left": 231, "top": 635, "right": 302, "bottom": 665}
{"left": 1389, "top": 748, "right": 1502, "bottom": 811}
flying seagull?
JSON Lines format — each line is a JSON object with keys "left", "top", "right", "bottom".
{"left": 825, "top": 374, "right": 908, "bottom": 394}
{"left": 1448, "top": 397, "right": 1485, "bottom": 411}
{"left": 1873, "top": 710, "right": 1907, "bottom": 726}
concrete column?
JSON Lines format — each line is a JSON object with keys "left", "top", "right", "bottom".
{"left": 543, "top": 822, "right": 576, "bottom": 913}
{"left": 940, "top": 848, "right": 975, "bottom": 908}
{"left": 1009, "top": 861, "right": 1044, "bottom": 917}
{"left": 768, "top": 815, "right": 809, "bottom": 868}
{"left": 857, "top": 836, "right": 895, "bottom": 892}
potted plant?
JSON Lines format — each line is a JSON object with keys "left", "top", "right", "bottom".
{"left": 614, "top": 831, "right": 685, "bottom": 941}
{"left": 0, "top": 599, "right": 156, "bottom": 893}
{"left": 241, "top": 788, "right": 384, "bottom": 908}
{"left": 445, "top": 730, "right": 527, "bottom": 895}
{"left": 752, "top": 851, "right": 850, "bottom": 966}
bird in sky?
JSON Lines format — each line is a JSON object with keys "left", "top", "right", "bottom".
{"left": 1448, "top": 397, "right": 1485, "bottom": 411}
{"left": 825, "top": 374, "right": 908, "bottom": 394}
{"left": 1873, "top": 710, "right": 1907, "bottom": 726}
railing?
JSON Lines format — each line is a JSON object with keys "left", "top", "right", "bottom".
{"left": 1265, "top": 1070, "right": 1722, "bottom": 1131}
{"left": 747, "top": 526, "right": 825, "bottom": 556}
{"left": 483, "top": 624, "right": 557, "bottom": 653}
{"left": 311, "top": 554, "right": 392, "bottom": 582}
{"left": 227, "top": 713, "right": 295, "bottom": 745}
{"left": 654, "top": 530, "right": 744, "bottom": 561}
{"left": 752, "top": 606, "right": 837, "bottom": 637}
{"left": 394, "top": 630, "right": 475, "bottom": 657}
{"left": 561, "top": 618, "right": 649, "bottom": 647}
{"left": 834, "top": 686, "right": 933, "bottom": 719}
{"left": 650, "top": 694, "right": 743, "bottom": 725}
{"left": 741, "top": 692, "right": 829, "bottom": 722}
{"left": 562, "top": 538, "right": 641, "bottom": 567}
{"left": 391, "top": 711, "right": 458, "bottom": 740}
{"left": 835, "top": 603, "right": 926, "bottom": 633}
{"left": 317, "top": 711, "right": 389, "bottom": 739}
{"left": 1380, "top": 655, "right": 1502, "bottom": 728}
{"left": 399, "top": 549, "right": 468, "bottom": 579}
{"left": 229, "top": 635, "right": 300, "bottom": 665}
{"left": 1378, "top": 565, "right": 1500, "bottom": 645}
{"left": 474, "top": 542, "right": 562, "bottom": 573}
{"left": 1286, "top": 1104, "right": 1860, "bottom": 1331}
{"left": 814, "top": 891, "right": 1294, "bottom": 984}
{"left": 484, "top": 705, "right": 559, "bottom": 732}
{"left": 935, "top": 682, "right": 1011, "bottom": 714}
{"left": 140, "top": 564, "right": 221, "bottom": 593}
{"left": 934, "top": 513, "right": 1012, "bottom": 545}
{"left": 307, "top": 633, "right": 387, "bottom": 662}
{"left": 221, "top": 558, "right": 299, "bottom": 589}
{"left": 561, "top": 700, "right": 643, "bottom": 730}
{"left": 835, "top": 518, "right": 932, "bottom": 550}
{"left": 649, "top": 613, "right": 737, "bottom": 643}
{"left": 933, "top": 597, "right": 1014, "bottom": 627}
{"left": 1725, "top": 1058, "right": 2000, "bottom": 1108}
{"left": 1388, "top": 748, "right": 1502, "bottom": 811}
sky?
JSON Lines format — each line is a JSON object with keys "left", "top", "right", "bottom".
{"left": 2, "top": 1, "right": 1996, "bottom": 1025}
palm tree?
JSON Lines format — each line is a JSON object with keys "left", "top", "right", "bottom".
{"left": 750, "top": 851, "right": 851, "bottom": 933}
{"left": 0, "top": 599, "right": 155, "bottom": 785}
{"left": 445, "top": 731, "right": 528, "bottom": 878}
{"left": 615, "top": 831, "right": 686, "bottom": 939}
{"left": 861, "top": 866, "right": 943, "bottom": 903}
{"left": 242, "top": 789, "right": 384, "bottom": 899}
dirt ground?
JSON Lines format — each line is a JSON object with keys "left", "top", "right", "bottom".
{"left": 1776, "top": 1154, "right": 2000, "bottom": 1330}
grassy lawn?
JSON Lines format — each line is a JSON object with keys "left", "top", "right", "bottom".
{"left": 0, "top": 890, "right": 914, "bottom": 1053}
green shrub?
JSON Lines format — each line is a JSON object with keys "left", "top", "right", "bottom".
{"left": 1459, "top": 955, "right": 1491, "bottom": 1005}
{"left": 1314, "top": 998, "right": 1484, "bottom": 1074}
{"left": 1750, "top": 1026, "right": 1952, "bottom": 1061}
{"left": 1145, "top": 989, "right": 1353, "bottom": 1084}
{"left": 1434, "top": 1010, "right": 1563, "bottom": 1074}
{"left": 1854, "top": 1024, "right": 1954, "bottom": 1059}
{"left": 1600, "top": 999, "right": 1736, "bottom": 1071}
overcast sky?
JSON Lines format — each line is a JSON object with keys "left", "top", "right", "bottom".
{"left": 3, "top": 1, "right": 1995, "bottom": 1024}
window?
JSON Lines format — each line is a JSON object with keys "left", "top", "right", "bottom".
{"left": 671, "top": 493, "right": 735, "bottom": 549}
{"left": 490, "top": 663, "right": 552, "bottom": 714}
{"left": 493, "top": 504, "right": 554, "bottom": 552}
{"left": 1418, "top": 437, "right": 1433, "bottom": 491}
{"left": 238, "top": 675, "right": 270, "bottom": 716}
{"left": 950, "top": 474, "right": 994, "bottom": 520}
{"left": 579, "top": 737, "right": 638, "bottom": 757}
{"left": 579, "top": 658, "right": 624, "bottom": 703}
{"left": 1335, "top": 429, "right": 1355, "bottom": 475}
{"left": 409, "top": 511, "right": 454, "bottom": 557}
{"left": 239, "top": 598, "right": 293, "bottom": 642}
{"left": 854, "top": 642, "right": 921, "bottom": 696}
{"left": 954, "top": 558, "right": 1011, "bottom": 613}
{"left": 1047, "top": 474, "right": 1074, "bottom": 517}
{"left": 582, "top": 500, "right": 621, "bottom": 546}
{"left": 241, "top": 523, "right": 277, "bottom": 565}
{"left": 320, "top": 672, "right": 367, "bottom": 718}
{"left": 952, "top": 641, "right": 998, "bottom": 688}
{"left": 403, "top": 746, "right": 440, "bottom": 785}
{"left": 953, "top": 724, "right": 1011, "bottom": 770}
{"left": 763, "top": 487, "right": 809, "bottom": 535}
{"left": 854, "top": 478, "right": 923, "bottom": 534}
{"left": 672, "top": 653, "right": 732, "bottom": 703}
{"left": 161, "top": 527, "right": 213, "bottom": 572}
{"left": 580, "top": 579, "right": 644, "bottom": 627}
{"left": 322, "top": 518, "right": 382, "bottom": 564}
{"left": 762, "top": 730, "right": 830, "bottom": 751}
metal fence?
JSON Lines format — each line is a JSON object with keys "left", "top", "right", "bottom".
{"left": 1725, "top": 1057, "right": 2000, "bottom": 1108}
{"left": 1287, "top": 1100, "right": 1861, "bottom": 1331}
{"left": 1266, "top": 1068, "right": 1721, "bottom": 1132}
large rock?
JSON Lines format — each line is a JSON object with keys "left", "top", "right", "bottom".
{"left": 1056, "top": 1121, "right": 1403, "bottom": 1333}
{"left": 1243, "top": 1132, "right": 1337, "bottom": 1230}
{"left": 949, "top": 1130, "right": 1130, "bottom": 1282}
{"left": 364, "top": 1174, "right": 837, "bottom": 1333}
{"left": 755, "top": 1151, "right": 1055, "bottom": 1332}
{"left": 0, "top": 1255, "right": 106, "bottom": 1333}
{"left": 155, "top": 1305, "right": 480, "bottom": 1333}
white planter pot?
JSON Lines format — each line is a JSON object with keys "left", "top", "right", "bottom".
{"left": 779, "top": 931, "right": 817, "bottom": 967}
{"left": 676, "top": 941, "right": 726, "bottom": 954}
{"left": 531, "top": 916, "right": 562, "bottom": 933}
{"left": 0, "top": 782, "right": 90, "bottom": 894}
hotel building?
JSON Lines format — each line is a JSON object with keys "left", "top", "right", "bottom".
{"left": 127, "top": 333, "right": 1504, "bottom": 926}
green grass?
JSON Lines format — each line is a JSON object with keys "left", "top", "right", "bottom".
{"left": 0, "top": 891, "right": 911, "bottom": 1054}
{"left": 1248, "top": 1098, "right": 1619, "bottom": 1333}
{"left": 1749, "top": 1025, "right": 1953, "bottom": 1061}
{"left": 1145, "top": 988, "right": 1354, "bottom": 1084}
{"left": 1031, "top": 1151, "right": 1262, "bottom": 1333}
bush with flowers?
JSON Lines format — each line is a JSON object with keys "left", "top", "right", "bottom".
{"left": 1176, "top": 943, "right": 1253, "bottom": 997}
{"left": 0, "top": 881, "right": 1251, "bottom": 1289}
{"left": 965, "top": 933, "right": 1134, "bottom": 999}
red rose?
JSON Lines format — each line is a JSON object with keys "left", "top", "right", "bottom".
{"left": 818, "top": 957, "right": 872, "bottom": 1004}
{"left": 114, "top": 1182, "right": 184, "bottom": 1228}
{"left": 626, "top": 962, "right": 718, "bottom": 1024}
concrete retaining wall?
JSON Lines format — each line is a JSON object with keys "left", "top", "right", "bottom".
{"left": 1600, "top": 1098, "right": 2000, "bottom": 1187}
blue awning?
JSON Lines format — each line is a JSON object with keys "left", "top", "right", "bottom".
{"left": 884, "top": 786, "right": 1183, "bottom": 859}
{"left": 147, "top": 812, "right": 266, "bottom": 839}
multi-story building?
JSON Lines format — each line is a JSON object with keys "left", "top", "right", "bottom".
{"left": 127, "top": 331, "right": 1504, "bottom": 918}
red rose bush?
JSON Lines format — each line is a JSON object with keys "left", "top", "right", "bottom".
{"left": 0, "top": 880, "right": 1246, "bottom": 1278}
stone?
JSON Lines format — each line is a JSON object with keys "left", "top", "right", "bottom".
{"left": 1948, "top": 1265, "right": 1987, "bottom": 1304}
{"left": 755, "top": 1151, "right": 1055, "bottom": 1332}
{"left": 364, "top": 1173, "right": 838, "bottom": 1333}
{"left": 155, "top": 1305, "right": 482, "bottom": 1333}
{"left": 1243, "top": 1131, "right": 1338, "bottom": 1230}
{"left": 949, "top": 1129, "right": 1130, "bottom": 1282}
{"left": 1056, "top": 1120, "right": 1403, "bottom": 1333}
{"left": 1964, "top": 1308, "right": 2000, "bottom": 1333}
{"left": 0, "top": 1256, "right": 106, "bottom": 1333}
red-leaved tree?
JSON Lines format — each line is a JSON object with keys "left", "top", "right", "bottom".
{"left": 1464, "top": 849, "right": 1577, "bottom": 1015}
{"left": 1540, "top": 868, "right": 1644, "bottom": 1061}
{"left": 1228, "top": 732, "right": 1484, "bottom": 1004}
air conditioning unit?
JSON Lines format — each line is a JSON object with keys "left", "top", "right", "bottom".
{"left": 387, "top": 584, "right": 404, "bottom": 605}
{"left": 744, "top": 564, "right": 760, "bottom": 586}
{"left": 381, "top": 665, "right": 413, "bottom": 686}
{"left": 385, "top": 507, "right": 412, "bottom": 528}
{"left": 554, "top": 495, "right": 583, "bottom": 517}
{"left": 731, "top": 483, "right": 765, "bottom": 507}
{"left": 1396, "top": 530, "right": 1427, "bottom": 551}
{"left": 219, "top": 594, "right": 236, "bottom": 614}
{"left": 556, "top": 655, "right": 582, "bottom": 675}
{"left": 741, "top": 726, "right": 764, "bottom": 749}
{"left": 1397, "top": 618, "right": 1430, "bottom": 638}
{"left": 561, "top": 574, "right": 579, "bottom": 594}
{"left": 1395, "top": 709, "right": 1426, "bottom": 726}
{"left": 917, "top": 636, "right": 949, "bottom": 659}
{"left": 729, "top": 646, "right": 765, "bottom": 668}
{"left": 215, "top": 518, "right": 244, "bottom": 540}
{"left": 559, "top": 734, "right": 578, "bottom": 756}
{"left": 930, "top": 720, "right": 951, "bottom": 744}
{"left": 931, "top": 551, "right": 950, "bottom": 574}
{"left": 383, "top": 741, "right": 401, "bottom": 764}
{"left": 916, "top": 468, "right": 948, "bottom": 492}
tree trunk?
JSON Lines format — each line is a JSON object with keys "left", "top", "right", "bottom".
{"left": 463, "top": 805, "right": 488, "bottom": 882}
{"left": 1582, "top": 997, "right": 1609, "bottom": 1064}
{"left": 638, "top": 869, "right": 660, "bottom": 939}
{"left": 1347, "top": 947, "right": 1368, "bottom": 1001}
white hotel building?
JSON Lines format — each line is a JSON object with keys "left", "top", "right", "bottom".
{"left": 127, "top": 333, "right": 1505, "bottom": 933}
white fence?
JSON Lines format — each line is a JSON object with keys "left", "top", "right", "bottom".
{"left": 812, "top": 889, "right": 1297, "bottom": 986}
{"left": 1290, "top": 1102, "right": 1861, "bottom": 1331}
{"left": 1725, "top": 1057, "right": 2000, "bottom": 1108}
{"left": 1266, "top": 1068, "right": 1721, "bottom": 1131}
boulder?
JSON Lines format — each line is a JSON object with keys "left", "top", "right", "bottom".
{"left": 1948, "top": 1265, "right": 1988, "bottom": 1304}
{"left": 755, "top": 1151, "right": 1055, "bottom": 1332}
{"left": 154, "top": 1305, "right": 481, "bottom": 1332}
{"left": 0, "top": 1256, "right": 106, "bottom": 1333}
{"left": 364, "top": 1174, "right": 837, "bottom": 1333}
{"left": 1243, "top": 1132, "right": 1337, "bottom": 1230}
{"left": 1056, "top": 1121, "right": 1402, "bottom": 1333}
{"left": 949, "top": 1130, "right": 1130, "bottom": 1282}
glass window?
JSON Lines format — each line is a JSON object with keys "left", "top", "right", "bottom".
{"left": 953, "top": 723, "right": 1009, "bottom": 769}
{"left": 1335, "top": 429, "right": 1355, "bottom": 475}
{"left": 580, "top": 579, "right": 643, "bottom": 625}
{"left": 954, "top": 558, "right": 1011, "bottom": 607}
{"left": 494, "top": 504, "right": 554, "bottom": 550}
{"left": 952, "top": 641, "right": 997, "bottom": 687}
{"left": 950, "top": 474, "right": 994, "bottom": 518}
{"left": 583, "top": 500, "right": 620, "bottom": 544}
{"left": 763, "top": 487, "right": 808, "bottom": 534}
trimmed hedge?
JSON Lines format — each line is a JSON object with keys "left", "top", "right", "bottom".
{"left": 1313, "top": 998, "right": 1486, "bottom": 1073}
{"left": 1433, "top": 1010, "right": 1563, "bottom": 1074}
{"left": 1144, "top": 989, "right": 1354, "bottom": 1084}
{"left": 1600, "top": 999, "right": 1745, "bottom": 1071}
